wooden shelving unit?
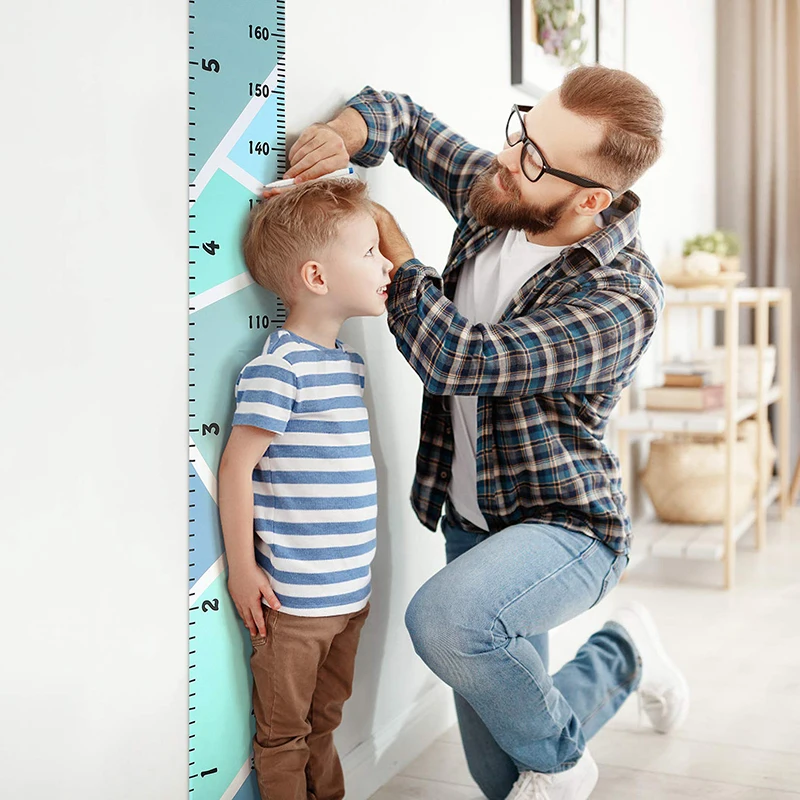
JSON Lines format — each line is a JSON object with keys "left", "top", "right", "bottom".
{"left": 616, "top": 285, "right": 792, "bottom": 588}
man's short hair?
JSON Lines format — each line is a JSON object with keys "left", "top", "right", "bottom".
{"left": 243, "top": 178, "right": 371, "bottom": 303}
{"left": 559, "top": 65, "right": 664, "bottom": 192}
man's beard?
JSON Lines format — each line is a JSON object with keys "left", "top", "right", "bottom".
{"left": 468, "top": 160, "right": 577, "bottom": 235}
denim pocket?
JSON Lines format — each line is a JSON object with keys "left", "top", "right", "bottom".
{"left": 590, "top": 553, "right": 626, "bottom": 609}
{"left": 578, "top": 538, "right": 601, "bottom": 561}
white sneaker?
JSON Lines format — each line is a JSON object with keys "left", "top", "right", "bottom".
{"left": 505, "top": 748, "right": 598, "bottom": 800}
{"left": 608, "top": 601, "right": 690, "bottom": 734}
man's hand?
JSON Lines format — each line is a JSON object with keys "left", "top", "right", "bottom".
{"left": 284, "top": 123, "right": 349, "bottom": 182}
{"left": 371, "top": 203, "right": 415, "bottom": 278}
{"left": 284, "top": 108, "right": 368, "bottom": 183}
{"left": 227, "top": 561, "right": 281, "bottom": 637}
{"left": 261, "top": 185, "right": 292, "bottom": 200}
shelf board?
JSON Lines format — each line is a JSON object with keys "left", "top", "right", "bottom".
{"left": 628, "top": 480, "right": 780, "bottom": 565}
{"left": 616, "top": 385, "right": 782, "bottom": 434}
{"left": 664, "top": 286, "right": 787, "bottom": 307}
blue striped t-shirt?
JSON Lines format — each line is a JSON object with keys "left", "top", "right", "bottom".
{"left": 232, "top": 329, "right": 377, "bottom": 617}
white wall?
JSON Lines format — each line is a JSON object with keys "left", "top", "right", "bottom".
{"left": 613, "top": 0, "right": 718, "bottom": 518}
{"left": 0, "top": 2, "right": 188, "bottom": 798}
{"left": 625, "top": 0, "right": 717, "bottom": 265}
{"left": 0, "top": 1, "right": 716, "bottom": 798}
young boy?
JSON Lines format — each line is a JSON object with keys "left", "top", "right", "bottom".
{"left": 217, "top": 178, "right": 393, "bottom": 800}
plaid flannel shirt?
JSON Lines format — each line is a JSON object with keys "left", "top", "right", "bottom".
{"left": 346, "top": 87, "right": 664, "bottom": 555}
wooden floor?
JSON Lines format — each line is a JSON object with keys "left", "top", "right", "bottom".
{"left": 370, "top": 508, "right": 800, "bottom": 799}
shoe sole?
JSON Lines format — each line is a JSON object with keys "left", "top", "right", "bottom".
{"left": 621, "top": 601, "right": 691, "bottom": 733}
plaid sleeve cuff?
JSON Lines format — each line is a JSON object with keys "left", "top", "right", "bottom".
{"left": 387, "top": 259, "right": 443, "bottom": 322}
{"left": 345, "top": 86, "right": 394, "bottom": 168}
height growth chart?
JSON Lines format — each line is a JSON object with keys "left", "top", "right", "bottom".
{"left": 189, "top": 1, "right": 285, "bottom": 797}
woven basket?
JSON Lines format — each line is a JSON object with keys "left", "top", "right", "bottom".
{"left": 739, "top": 419, "right": 777, "bottom": 489}
{"left": 641, "top": 435, "right": 757, "bottom": 524}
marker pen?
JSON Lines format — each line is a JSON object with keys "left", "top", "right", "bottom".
{"left": 262, "top": 166, "right": 356, "bottom": 190}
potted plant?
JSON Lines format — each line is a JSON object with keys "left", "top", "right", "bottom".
{"left": 683, "top": 230, "right": 741, "bottom": 273}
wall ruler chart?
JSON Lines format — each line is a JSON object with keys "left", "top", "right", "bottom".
{"left": 189, "top": 1, "right": 285, "bottom": 797}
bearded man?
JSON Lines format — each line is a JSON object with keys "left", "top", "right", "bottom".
{"left": 278, "top": 66, "right": 689, "bottom": 800}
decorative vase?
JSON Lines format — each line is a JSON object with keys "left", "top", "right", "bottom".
{"left": 719, "top": 256, "right": 741, "bottom": 273}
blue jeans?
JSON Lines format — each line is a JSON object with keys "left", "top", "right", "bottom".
{"left": 405, "top": 518, "right": 641, "bottom": 800}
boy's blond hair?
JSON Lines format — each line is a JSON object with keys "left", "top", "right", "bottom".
{"left": 243, "top": 178, "right": 371, "bottom": 303}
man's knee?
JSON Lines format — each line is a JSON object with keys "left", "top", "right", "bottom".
{"left": 405, "top": 575, "right": 491, "bottom": 679}
{"left": 404, "top": 579, "right": 442, "bottom": 663}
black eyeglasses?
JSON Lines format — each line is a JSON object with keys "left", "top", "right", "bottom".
{"left": 505, "top": 104, "right": 618, "bottom": 197}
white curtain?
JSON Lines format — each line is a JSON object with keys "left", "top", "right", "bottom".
{"left": 716, "top": 0, "right": 800, "bottom": 480}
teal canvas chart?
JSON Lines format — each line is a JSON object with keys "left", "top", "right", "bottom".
{"left": 189, "top": 1, "right": 285, "bottom": 797}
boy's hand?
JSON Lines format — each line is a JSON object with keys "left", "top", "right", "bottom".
{"left": 227, "top": 562, "right": 281, "bottom": 637}
{"left": 371, "top": 203, "right": 415, "bottom": 278}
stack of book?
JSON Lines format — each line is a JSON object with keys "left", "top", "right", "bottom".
{"left": 645, "top": 363, "right": 724, "bottom": 411}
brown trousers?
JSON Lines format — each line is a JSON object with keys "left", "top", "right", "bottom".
{"left": 250, "top": 604, "right": 369, "bottom": 800}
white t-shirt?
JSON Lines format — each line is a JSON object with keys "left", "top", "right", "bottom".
{"left": 448, "top": 228, "right": 566, "bottom": 530}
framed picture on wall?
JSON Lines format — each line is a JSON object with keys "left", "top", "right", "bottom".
{"left": 510, "top": 0, "right": 627, "bottom": 98}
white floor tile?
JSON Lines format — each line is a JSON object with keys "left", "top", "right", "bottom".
{"left": 370, "top": 775, "right": 483, "bottom": 799}
{"left": 594, "top": 765, "right": 800, "bottom": 799}
{"left": 400, "top": 740, "right": 475, "bottom": 787}
{"left": 440, "top": 725, "right": 462, "bottom": 745}
{"left": 590, "top": 729, "right": 800, "bottom": 794}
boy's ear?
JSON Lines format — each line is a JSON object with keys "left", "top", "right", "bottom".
{"left": 299, "top": 260, "right": 328, "bottom": 295}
